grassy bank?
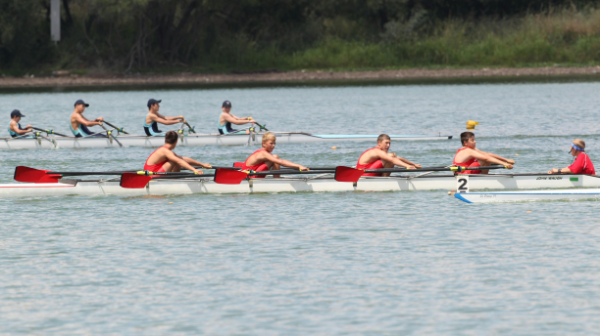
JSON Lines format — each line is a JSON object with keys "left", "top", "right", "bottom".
{"left": 193, "top": 8, "right": 600, "bottom": 73}
{"left": 5, "top": 7, "right": 600, "bottom": 76}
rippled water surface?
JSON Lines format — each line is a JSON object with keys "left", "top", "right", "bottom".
{"left": 1, "top": 81, "right": 600, "bottom": 335}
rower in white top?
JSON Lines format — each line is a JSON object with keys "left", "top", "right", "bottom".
{"left": 8, "top": 110, "right": 33, "bottom": 138}
{"left": 218, "top": 100, "right": 257, "bottom": 135}
{"left": 70, "top": 99, "right": 106, "bottom": 137}
{"left": 143, "top": 99, "right": 187, "bottom": 136}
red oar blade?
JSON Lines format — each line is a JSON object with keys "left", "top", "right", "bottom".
{"left": 334, "top": 166, "right": 365, "bottom": 182}
{"left": 120, "top": 173, "right": 152, "bottom": 189}
{"left": 14, "top": 166, "right": 61, "bottom": 183}
{"left": 214, "top": 168, "right": 249, "bottom": 184}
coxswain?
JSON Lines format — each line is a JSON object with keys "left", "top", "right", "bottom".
{"left": 144, "top": 99, "right": 186, "bottom": 136}
{"left": 8, "top": 110, "right": 32, "bottom": 138}
{"left": 356, "top": 134, "right": 422, "bottom": 177}
{"left": 453, "top": 132, "right": 514, "bottom": 174}
{"left": 70, "top": 99, "right": 106, "bottom": 137}
{"left": 239, "top": 132, "right": 308, "bottom": 178}
{"left": 218, "top": 100, "right": 256, "bottom": 135}
{"left": 548, "top": 139, "right": 595, "bottom": 175}
{"left": 144, "top": 130, "right": 211, "bottom": 173}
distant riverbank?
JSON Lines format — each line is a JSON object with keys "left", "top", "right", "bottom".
{"left": 2, "top": 66, "right": 600, "bottom": 90}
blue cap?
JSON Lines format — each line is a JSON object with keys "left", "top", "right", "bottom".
{"left": 10, "top": 109, "right": 24, "bottom": 118}
{"left": 148, "top": 99, "right": 162, "bottom": 108}
{"left": 222, "top": 100, "right": 232, "bottom": 108}
{"left": 74, "top": 99, "right": 89, "bottom": 107}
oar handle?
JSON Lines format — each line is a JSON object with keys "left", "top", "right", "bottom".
{"left": 104, "top": 121, "right": 129, "bottom": 134}
{"left": 254, "top": 122, "right": 268, "bottom": 131}
{"left": 363, "top": 165, "right": 504, "bottom": 174}
{"left": 195, "top": 166, "right": 336, "bottom": 171}
{"left": 47, "top": 171, "right": 136, "bottom": 176}
{"left": 184, "top": 122, "right": 196, "bottom": 134}
{"left": 135, "top": 171, "right": 206, "bottom": 176}
{"left": 31, "top": 127, "right": 70, "bottom": 137}
{"left": 243, "top": 169, "right": 335, "bottom": 176}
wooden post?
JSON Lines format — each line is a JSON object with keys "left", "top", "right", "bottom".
{"left": 51, "top": 0, "right": 60, "bottom": 42}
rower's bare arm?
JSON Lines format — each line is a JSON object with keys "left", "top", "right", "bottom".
{"left": 470, "top": 150, "right": 513, "bottom": 168}
{"left": 10, "top": 123, "right": 30, "bottom": 135}
{"left": 166, "top": 151, "right": 201, "bottom": 174}
{"left": 485, "top": 151, "right": 515, "bottom": 164}
{"left": 377, "top": 151, "right": 414, "bottom": 169}
{"left": 548, "top": 167, "right": 572, "bottom": 174}
{"left": 224, "top": 113, "right": 253, "bottom": 125}
{"left": 181, "top": 157, "right": 212, "bottom": 169}
{"left": 151, "top": 113, "right": 182, "bottom": 125}
{"left": 396, "top": 156, "right": 421, "bottom": 168}
{"left": 75, "top": 114, "right": 101, "bottom": 126}
{"left": 263, "top": 152, "right": 309, "bottom": 171}
{"left": 164, "top": 115, "right": 184, "bottom": 121}
{"left": 475, "top": 149, "right": 515, "bottom": 164}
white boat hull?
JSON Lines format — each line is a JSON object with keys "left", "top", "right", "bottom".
{"left": 455, "top": 188, "right": 600, "bottom": 203}
{"left": 0, "top": 132, "right": 452, "bottom": 150}
{"left": 0, "top": 173, "right": 598, "bottom": 198}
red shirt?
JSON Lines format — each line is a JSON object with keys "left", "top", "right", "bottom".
{"left": 568, "top": 152, "right": 595, "bottom": 175}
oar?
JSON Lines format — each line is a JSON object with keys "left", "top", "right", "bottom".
{"left": 99, "top": 124, "right": 123, "bottom": 147}
{"left": 120, "top": 171, "right": 210, "bottom": 188}
{"left": 213, "top": 168, "right": 335, "bottom": 185}
{"left": 14, "top": 166, "right": 62, "bottom": 183}
{"left": 32, "top": 131, "right": 57, "bottom": 147}
{"left": 408, "top": 165, "right": 452, "bottom": 179}
{"left": 254, "top": 122, "right": 268, "bottom": 131}
{"left": 32, "top": 127, "right": 70, "bottom": 137}
{"left": 334, "top": 165, "right": 506, "bottom": 182}
{"left": 230, "top": 162, "right": 337, "bottom": 170}
{"left": 121, "top": 168, "right": 338, "bottom": 188}
{"left": 14, "top": 166, "right": 137, "bottom": 183}
{"left": 184, "top": 121, "right": 196, "bottom": 133}
{"left": 5, "top": 130, "right": 57, "bottom": 147}
{"left": 104, "top": 121, "right": 129, "bottom": 135}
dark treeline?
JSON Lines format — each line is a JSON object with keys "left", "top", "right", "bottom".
{"left": 1, "top": 0, "right": 599, "bottom": 73}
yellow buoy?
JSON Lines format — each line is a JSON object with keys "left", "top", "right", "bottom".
{"left": 466, "top": 120, "right": 479, "bottom": 130}
{"left": 526, "top": 210, "right": 532, "bottom": 213}
{"left": 331, "top": 146, "right": 337, "bottom": 150}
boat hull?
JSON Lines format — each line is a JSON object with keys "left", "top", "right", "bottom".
{"left": 0, "top": 173, "right": 598, "bottom": 198}
{"left": 0, "top": 133, "right": 452, "bottom": 150}
{"left": 455, "top": 188, "right": 600, "bottom": 203}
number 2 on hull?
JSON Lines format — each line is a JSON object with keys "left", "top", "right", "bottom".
{"left": 456, "top": 175, "right": 469, "bottom": 193}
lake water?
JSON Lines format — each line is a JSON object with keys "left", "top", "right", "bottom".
{"left": 1, "top": 80, "right": 600, "bottom": 335}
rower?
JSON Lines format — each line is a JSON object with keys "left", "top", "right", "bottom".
{"left": 454, "top": 131, "right": 514, "bottom": 174}
{"left": 8, "top": 110, "right": 32, "bottom": 138}
{"left": 144, "top": 99, "right": 186, "bottom": 136}
{"left": 144, "top": 130, "right": 211, "bottom": 173}
{"left": 70, "top": 99, "right": 106, "bottom": 137}
{"left": 548, "top": 139, "right": 595, "bottom": 175}
{"left": 218, "top": 100, "right": 256, "bottom": 135}
{"left": 240, "top": 132, "right": 308, "bottom": 178}
{"left": 357, "top": 134, "right": 422, "bottom": 177}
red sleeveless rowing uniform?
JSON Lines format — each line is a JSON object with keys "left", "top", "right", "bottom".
{"left": 241, "top": 148, "right": 269, "bottom": 178}
{"left": 144, "top": 146, "right": 169, "bottom": 173}
{"left": 568, "top": 152, "right": 595, "bottom": 175}
{"left": 453, "top": 147, "right": 481, "bottom": 174}
{"left": 356, "top": 147, "right": 384, "bottom": 176}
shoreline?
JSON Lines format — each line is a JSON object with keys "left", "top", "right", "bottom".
{"left": 2, "top": 66, "right": 600, "bottom": 89}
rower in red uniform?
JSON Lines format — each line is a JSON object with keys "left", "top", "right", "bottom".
{"left": 356, "top": 134, "right": 422, "bottom": 176}
{"left": 240, "top": 132, "right": 308, "bottom": 178}
{"left": 548, "top": 139, "right": 595, "bottom": 175}
{"left": 453, "top": 132, "right": 514, "bottom": 174}
{"left": 144, "top": 130, "right": 211, "bottom": 174}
